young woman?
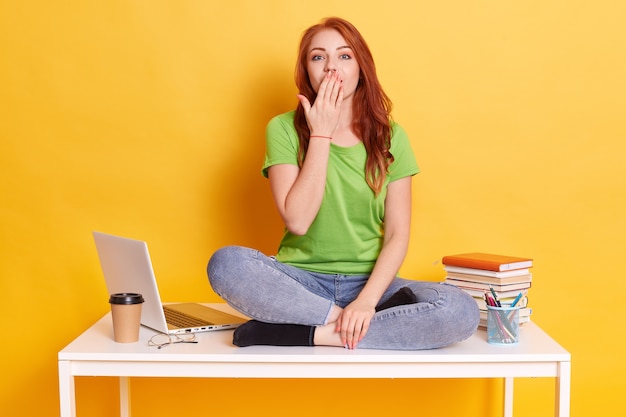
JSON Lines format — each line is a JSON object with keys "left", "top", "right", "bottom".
{"left": 207, "top": 17, "right": 479, "bottom": 350}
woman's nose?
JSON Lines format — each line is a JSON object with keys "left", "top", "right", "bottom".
{"left": 325, "top": 59, "right": 337, "bottom": 73}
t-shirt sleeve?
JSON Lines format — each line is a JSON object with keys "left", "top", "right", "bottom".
{"left": 387, "top": 123, "right": 420, "bottom": 182}
{"left": 261, "top": 113, "right": 300, "bottom": 178}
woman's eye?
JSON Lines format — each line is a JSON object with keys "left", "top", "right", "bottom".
{"left": 340, "top": 54, "right": 351, "bottom": 59}
{"left": 311, "top": 55, "right": 324, "bottom": 61}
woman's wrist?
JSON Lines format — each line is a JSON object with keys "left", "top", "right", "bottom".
{"left": 309, "top": 135, "right": 332, "bottom": 140}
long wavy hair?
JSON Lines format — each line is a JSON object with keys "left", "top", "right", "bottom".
{"left": 294, "top": 17, "right": 394, "bottom": 195}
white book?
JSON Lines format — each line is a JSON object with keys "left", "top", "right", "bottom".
{"left": 444, "top": 265, "right": 531, "bottom": 278}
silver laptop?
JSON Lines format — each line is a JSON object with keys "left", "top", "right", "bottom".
{"left": 93, "top": 231, "right": 247, "bottom": 334}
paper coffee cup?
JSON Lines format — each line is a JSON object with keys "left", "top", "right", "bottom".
{"left": 109, "top": 293, "right": 144, "bottom": 343}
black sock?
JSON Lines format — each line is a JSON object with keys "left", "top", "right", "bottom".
{"left": 233, "top": 320, "right": 315, "bottom": 347}
{"left": 376, "top": 287, "right": 417, "bottom": 312}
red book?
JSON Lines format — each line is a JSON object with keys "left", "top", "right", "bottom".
{"left": 442, "top": 252, "right": 533, "bottom": 272}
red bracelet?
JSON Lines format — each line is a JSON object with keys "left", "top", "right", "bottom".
{"left": 310, "top": 135, "right": 332, "bottom": 140}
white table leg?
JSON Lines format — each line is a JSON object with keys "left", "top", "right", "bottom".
{"left": 556, "top": 361, "right": 571, "bottom": 417}
{"left": 120, "top": 377, "right": 131, "bottom": 417}
{"left": 58, "top": 361, "right": 76, "bottom": 417}
{"left": 503, "top": 377, "right": 514, "bottom": 417}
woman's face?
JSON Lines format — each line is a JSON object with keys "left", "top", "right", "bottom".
{"left": 306, "top": 29, "right": 360, "bottom": 100}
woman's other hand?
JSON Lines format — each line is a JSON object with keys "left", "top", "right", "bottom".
{"left": 335, "top": 298, "right": 375, "bottom": 349}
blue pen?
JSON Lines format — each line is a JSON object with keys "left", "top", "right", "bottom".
{"left": 504, "top": 291, "right": 525, "bottom": 332}
{"left": 510, "top": 292, "right": 524, "bottom": 308}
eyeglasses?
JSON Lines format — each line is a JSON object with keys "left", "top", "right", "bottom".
{"left": 148, "top": 332, "right": 198, "bottom": 349}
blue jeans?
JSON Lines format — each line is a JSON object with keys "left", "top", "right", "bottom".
{"left": 207, "top": 246, "right": 479, "bottom": 350}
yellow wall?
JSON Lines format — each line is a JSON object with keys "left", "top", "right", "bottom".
{"left": 1, "top": 1, "right": 624, "bottom": 415}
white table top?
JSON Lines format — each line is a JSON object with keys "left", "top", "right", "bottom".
{"left": 59, "top": 304, "right": 570, "bottom": 365}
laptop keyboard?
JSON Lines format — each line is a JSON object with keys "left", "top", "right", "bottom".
{"left": 163, "top": 306, "right": 214, "bottom": 328}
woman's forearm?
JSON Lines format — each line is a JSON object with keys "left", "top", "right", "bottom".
{"left": 270, "top": 137, "right": 331, "bottom": 235}
{"left": 356, "top": 230, "right": 410, "bottom": 307}
{"left": 357, "top": 176, "right": 413, "bottom": 306}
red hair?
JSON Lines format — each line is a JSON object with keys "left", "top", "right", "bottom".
{"left": 294, "top": 17, "right": 394, "bottom": 195}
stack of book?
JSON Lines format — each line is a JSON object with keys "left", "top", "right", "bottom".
{"left": 442, "top": 252, "right": 533, "bottom": 328}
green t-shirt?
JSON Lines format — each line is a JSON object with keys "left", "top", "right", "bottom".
{"left": 262, "top": 111, "right": 419, "bottom": 274}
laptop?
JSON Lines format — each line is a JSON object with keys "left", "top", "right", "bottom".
{"left": 93, "top": 231, "right": 247, "bottom": 334}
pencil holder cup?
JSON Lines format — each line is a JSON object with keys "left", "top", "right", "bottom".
{"left": 487, "top": 304, "right": 521, "bottom": 345}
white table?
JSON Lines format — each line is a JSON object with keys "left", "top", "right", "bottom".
{"left": 58, "top": 304, "right": 570, "bottom": 417}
